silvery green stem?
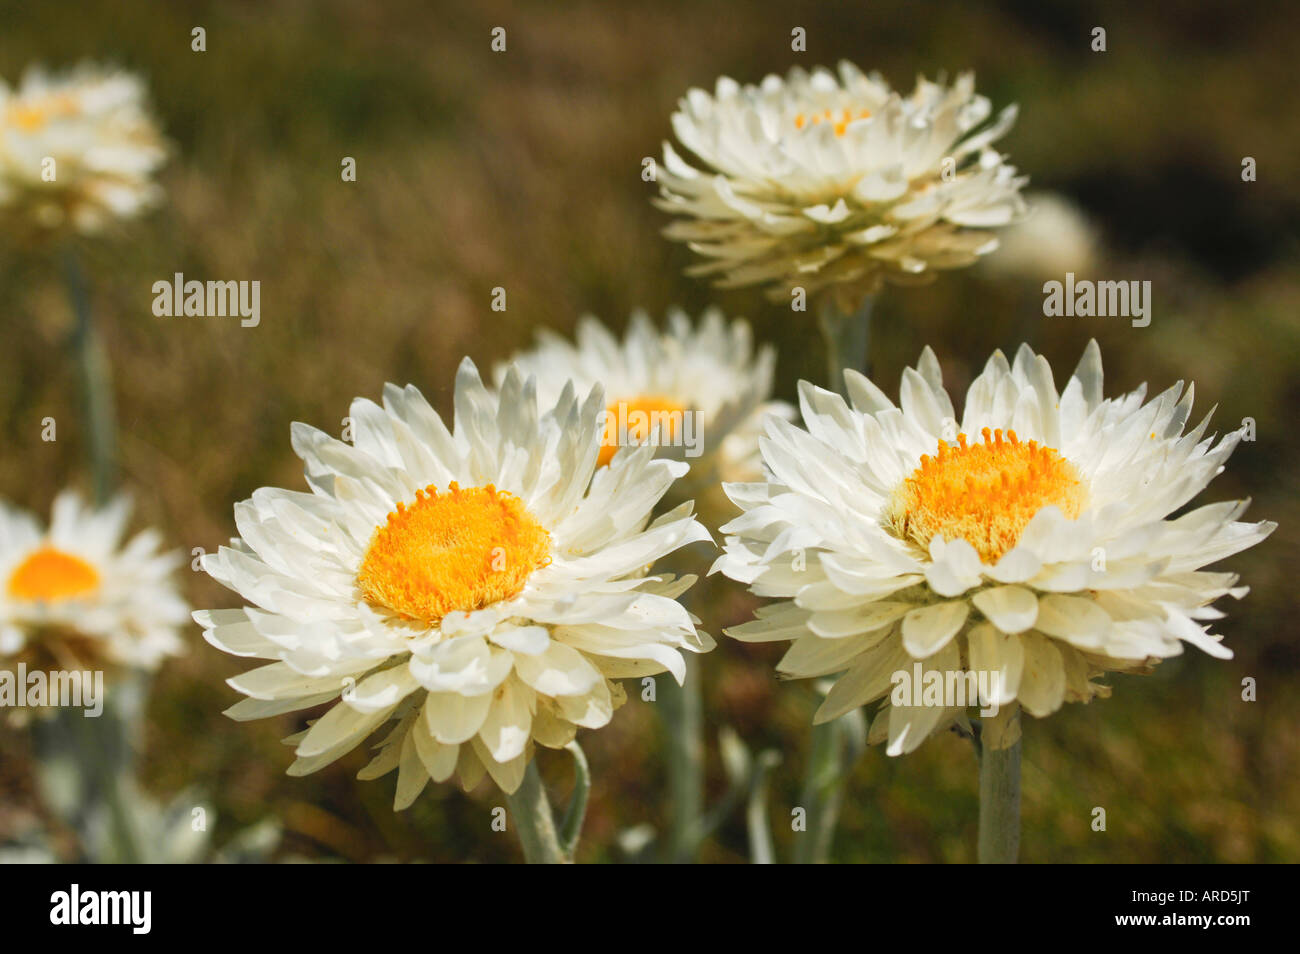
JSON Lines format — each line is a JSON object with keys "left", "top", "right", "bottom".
{"left": 89, "top": 720, "right": 143, "bottom": 864}
{"left": 793, "top": 718, "right": 848, "bottom": 864}
{"left": 50, "top": 251, "right": 132, "bottom": 860}
{"left": 745, "top": 750, "right": 781, "bottom": 865}
{"left": 506, "top": 761, "right": 568, "bottom": 864}
{"left": 978, "top": 723, "right": 1022, "bottom": 864}
{"left": 817, "top": 293, "right": 875, "bottom": 393}
{"left": 558, "top": 741, "right": 590, "bottom": 858}
{"left": 661, "top": 654, "right": 704, "bottom": 862}
{"left": 63, "top": 248, "right": 117, "bottom": 504}
{"left": 32, "top": 690, "right": 142, "bottom": 863}
{"left": 794, "top": 293, "right": 876, "bottom": 864}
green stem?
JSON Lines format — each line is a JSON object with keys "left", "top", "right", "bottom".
{"left": 792, "top": 293, "right": 876, "bottom": 864}
{"left": 84, "top": 688, "right": 144, "bottom": 864}
{"left": 977, "top": 722, "right": 1022, "bottom": 864}
{"left": 58, "top": 252, "right": 132, "bottom": 861}
{"left": 558, "top": 741, "right": 590, "bottom": 858}
{"left": 505, "top": 760, "right": 568, "bottom": 864}
{"left": 84, "top": 718, "right": 144, "bottom": 864}
{"left": 63, "top": 248, "right": 117, "bottom": 504}
{"left": 745, "top": 751, "right": 781, "bottom": 865}
{"left": 33, "top": 700, "right": 142, "bottom": 863}
{"left": 793, "top": 718, "right": 848, "bottom": 864}
{"left": 661, "top": 655, "right": 704, "bottom": 862}
{"left": 817, "top": 293, "right": 875, "bottom": 393}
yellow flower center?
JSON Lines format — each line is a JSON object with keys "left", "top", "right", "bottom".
{"left": 357, "top": 483, "right": 550, "bottom": 623}
{"left": 599, "top": 396, "right": 686, "bottom": 467}
{"left": 6, "top": 94, "right": 78, "bottom": 132}
{"left": 885, "top": 428, "right": 1086, "bottom": 564}
{"left": 794, "top": 106, "right": 872, "bottom": 136}
{"left": 7, "top": 546, "right": 101, "bottom": 602}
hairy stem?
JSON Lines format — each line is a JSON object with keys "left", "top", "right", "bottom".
{"left": 505, "top": 761, "right": 569, "bottom": 864}
{"left": 557, "top": 741, "right": 590, "bottom": 858}
{"left": 817, "top": 293, "right": 875, "bottom": 393}
{"left": 63, "top": 248, "right": 117, "bottom": 503}
{"left": 977, "top": 722, "right": 1022, "bottom": 864}
{"left": 794, "top": 292, "right": 876, "bottom": 863}
{"left": 661, "top": 655, "right": 704, "bottom": 861}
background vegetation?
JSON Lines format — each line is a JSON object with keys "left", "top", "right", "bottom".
{"left": 1, "top": 0, "right": 1296, "bottom": 862}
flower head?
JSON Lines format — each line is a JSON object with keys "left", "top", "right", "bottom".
{"left": 656, "top": 63, "right": 1026, "bottom": 308}
{"left": 496, "top": 308, "right": 793, "bottom": 486}
{"left": 196, "top": 360, "right": 713, "bottom": 802}
{"left": 0, "top": 63, "right": 168, "bottom": 234}
{"left": 0, "top": 491, "right": 188, "bottom": 680}
{"left": 715, "top": 342, "right": 1274, "bottom": 754}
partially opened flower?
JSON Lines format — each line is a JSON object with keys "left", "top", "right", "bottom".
{"left": 715, "top": 341, "right": 1273, "bottom": 754}
{"left": 0, "top": 63, "right": 168, "bottom": 234}
{"left": 496, "top": 308, "right": 792, "bottom": 488}
{"left": 195, "top": 360, "right": 713, "bottom": 803}
{"left": 0, "top": 491, "right": 187, "bottom": 679}
{"left": 656, "top": 63, "right": 1026, "bottom": 308}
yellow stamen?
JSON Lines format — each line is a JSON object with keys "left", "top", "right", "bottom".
{"left": 884, "top": 428, "right": 1087, "bottom": 563}
{"left": 7, "top": 546, "right": 101, "bottom": 602}
{"left": 796, "top": 106, "right": 871, "bottom": 136}
{"left": 599, "top": 396, "right": 686, "bottom": 468}
{"left": 6, "top": 94, "right": 79, "bottom": 132}
{"left": 357, "top": 483, "right": 550, "bottom": 623}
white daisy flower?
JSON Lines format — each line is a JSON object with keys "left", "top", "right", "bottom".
{"left": 195, "top": 360, "right": 713, "bottom": 803}
{"left": 0, "top": 63, "right": 168, "bottom": 234}
{"left": 496, "top": 308, "right": 794, "bottom": 485}
{"left": 714, "top": 341, "right": 1274, "bottom": 755}
{"left": 0, "top": 491, "right": 188, "bottom": 674}
{"left": 655, "top": 63, "right": 1027, "bottom": 307}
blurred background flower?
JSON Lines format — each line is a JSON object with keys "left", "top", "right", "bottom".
{"left": 0, "top": 62, "right": 168, "bottom": 237}
{"left": 0, "top": 490, "right": 187, "bottom": 694}
{"left": 497, "top": 308, "right": 792, "bottom": 508}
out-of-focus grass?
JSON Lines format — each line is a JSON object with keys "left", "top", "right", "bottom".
{"left": 1, "top": 0, "right": 1297, "bottom": 862}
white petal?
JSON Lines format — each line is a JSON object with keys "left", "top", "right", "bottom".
{"left": 513, "top": 642, "right": 602, "bottom": 697}
{"left": 424, "top": 690, "right": 493, "bottom": 744}
{"left": 472, "top": 737, "right": 529, "bottom": 794}
{"left": 296, "top": 699, "right": 395, "bottom": 758}
{"left": 489, "top": 625, "right": 551, "bottom": 655}
{"left": 477, "top": 678, "right": 534, "bottom": 762}
{"left": 965, "top": 622, "right": 1023, "bottom": 705}
{"left": 884, "top": 643, "right": 961, "bottom": 755}
{"left": 393, "top": 730, "right": 430, "bottom": 810}
{"left": 972, "top": 586, "right": 1038, "bottom": 634}
{"left": 1017, "top": 633, "right": 1066, "bottom": 717}
{"left": 901, "top": 601, "right": 969, "bottom": 658}
{"left": 815, "top": 641, "right": 912, "bottom": 723}
{"left": 1034, "top": 594, "right": 1110, "bottom": 649}
{"left": 411, "top": 707, "right": 459, "bottom": 782}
